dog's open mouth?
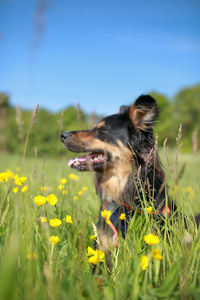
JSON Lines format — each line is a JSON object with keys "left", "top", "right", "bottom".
{"left": 68, "top": 152, "right": 107, "bottom": 171}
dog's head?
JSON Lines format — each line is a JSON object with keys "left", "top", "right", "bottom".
{"left": 61, "top": 95, "right": 158, "bottom": 172}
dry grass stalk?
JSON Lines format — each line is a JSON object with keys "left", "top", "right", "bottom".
{"left": 22, "top": 104, "right": 39, "bottom": 167}
{"left": 16, "top": 105, "right": 24, "bottom": 147}
{"left": 192, "top": 127, "right": 199, "bottom": 154}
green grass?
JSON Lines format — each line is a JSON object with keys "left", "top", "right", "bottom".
{"left": 0, "top": 151, "right": 200, "bottom": 300}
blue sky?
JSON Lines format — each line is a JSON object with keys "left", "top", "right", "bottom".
{"left": 1, "top": 0, "right": 200, "bottom": 115}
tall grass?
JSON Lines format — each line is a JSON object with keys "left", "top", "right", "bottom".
{"left": 0, "top": 107, "right": 200, "bottom": 299}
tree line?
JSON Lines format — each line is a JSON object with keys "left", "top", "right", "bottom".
{"left": 0, "top": 83, "right": 199, "bottom": 157}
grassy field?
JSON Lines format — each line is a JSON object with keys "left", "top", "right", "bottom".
{"left": 0, "top": 151, "right": 200, "bottom": 300}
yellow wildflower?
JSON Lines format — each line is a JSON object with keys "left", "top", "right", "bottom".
{"left": 49, "top": 235, "right": 60, "bottom": 245}
{"left": 26, "top": 252, "right": 32, "bottom": 260}
{"left": 62, "top": 190, "right": 68, "bottom": 195}
{"left": 119, "top": 213, "right": 126, "bottom": 220}
{"left": 0, "top": 172, "right": 10, "bottom": 183}
{"left": 73, "top": 196, "right": 79, "bottom": 201}
{"left": 13, "top": 187, "right": 19, "bottom": 194}
{"left": 5, "top": 169, "right": 15, "bottom": 179}
{"left": 184, "top": 186, "right": 194, "bottom": 199}
{"left": 141, "top": 255, "right": 148, "bottom": 270}
{"left": 66, "top": 215, "right": 73, "bottom": 224}
{"left": 69, "top": 173, "right": 79, "bottom": 180}
{"left": 41, "top": 186, "right": 47, "bottom": 192}
{"left": 101, "top": 210, "right": 111, "bottom": 224}
{"left": 90, "top": 235, "right": 96, "bottom": 240}
{"left": 87, "top": 247, "right": 105, "bottom": 265}
{"left": 58, "top": 184, "right": 64, "bottom": 190}
{"left": 145, "top": 206, "right": 153, "bottom": 214}
{"left": 46, "top": 194, "right": 58, "bottom": 206}
{"left": 60, "top": 178, "right": 67, "bottom": 185}
{"left": 171, "top": 184, "right": 179, "bottom": 195}
{"left": 82, "top": 186, "right": 88, "bottom": 191}
{"left": 144, "top": 234, "right": 160, "bottom": 245}
{"left": 77, "top": 190, "right": 83, "bottom": 196}
{"left": 21, "top": 185, "right": 28, "bottom": 192}
{"left": 40, "top": 217, "right": 47, "bottom": 223}
{"left": 49, "top": 218, "right": 62, "bottom": 227}
{"left": 34, "top": 195, "right": 46, "bottom": 207}
{"left": 152, "top": 248, "right": 163, "bottom": 260}
{"left": 14, "top": 175, "right": 27, "bottom": 186}
{"left": 32, "top": 252, "right": 38, "bottom": 260}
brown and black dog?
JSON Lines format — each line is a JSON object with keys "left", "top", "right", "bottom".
{"left": 61, "top": 95, "right": 199, "bottom": 253}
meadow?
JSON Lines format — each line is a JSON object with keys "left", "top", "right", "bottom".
{"left": 0, "top": 149, "right": 200, "bottom": 300}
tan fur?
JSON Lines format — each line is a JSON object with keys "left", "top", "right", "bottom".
{"left": 97, "top": 121, "right": 105, "bottom": 128}
{"left": 98, "top": 230, "right": 118, "bottom": 252}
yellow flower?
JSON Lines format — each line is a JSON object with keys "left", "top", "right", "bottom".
{"left": 32, "top": 252, "right": 38, "bottom": 260}
{"left": 21, "top": 185, "right": 28, "bottom": 192}
{"left": 87, "top": 247, "right": 105, "bottom": 265}
{"left": 13, "top": 187, "right": 19, "bottom": 194}
{"left": 101, "top": 210, "right": 111, "bottom": 224}
{"left": 141, "top": 255, "right": 148, "bottom": 270}
{"left": 41, "top": 186, "right": 47, "bottom": 192}
{"left": 49, "top": 218, "right": 62, "bottom": 227}
{"left": 152, "top": 248, "right": 163, "bottom": 260}
{"left": 82, "top": 186, "right": 88, "bottom": 191}
{"left": 60, "top": 178, "right": 67, "bottom": 185}
{"left": 49, "top": 235, "right": 60, "bottom": 245}
{"left": 34, "top": 195, "right": 46, "bottom": 207}
{"left": 119, "top": 213, "right": 126, "bottom": 220}
{"left": 66, "top": 215, "right": 73, "bottom": 224}
{"left": 46, "top": 194, "right": 58, "bottom": 206}
{"left": 40, "top": 217, "right": 47, "bottom": 223}
{"left": 0, "top": 172, "right": 10, "bottom": 182}
{"left": 14, "top": 175, "right": 27, "bottom": 186}
{"left": 62, "top": 190, "right": 68, "bottom": 195}
{"left": 184, "top": 186, "right": 194, "bottom": 199}
{"left": 69, "top": 173, "right": 79, "bottom": 180}
{"left": 171, "top": 184, "right": 179, "bottom": 195}
{"left": 58, "top": 184, "right": 64, "bottom": 190}
{"left": 145, "top": 206, "right": 153, "bottom": 214}
{"left": 5, "top": 169, "right": 15, "bottom": 179}
{"left": 77, "top": 190, "right": 83, "bottom": 196}
{"left": 26, "top": 252, "right": 32, "bottom": 260}
{"left": 73, "top": 196, "right": 79, "bottom": 201}
{"left": 144, "top": 234, "right": 160, "bottom": 245}
{"left": 90, "top": 235, "right": 96, "bottom": 241}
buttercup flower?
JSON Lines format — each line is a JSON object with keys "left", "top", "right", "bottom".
{"left": 0, "top": 172, "right": 10, "bottom": 182}
{"left": 66, "top": 215, "right": 73, "bottom": 224}
{"left": 101, "top": 210, "right": 111, "bottom": 224}
{"left": 26, "top": 252, "right": 32, "bottom": 260}
{"left": 82, "top": 186, "right": 88, "bottom": 191}
{"left": 73, "top": 196, "right": 79, "bottom": 201}
{"left": 14, "top": 175, "right": 27, "bottom": 186}
{"left": 69, "top": 173, "right": 79, "bottom": 181}
{"left": 60, "top": 178, "right": 67, "bottom": 185}
{"left": 145, "top": 206, "right": 153, "bottom": 214}
{"left": 62, "top": 190, "right": 68, "bottom": 195}
{"left": 34, "top": 195, "right": 46, "bottom": 207}
{"left": 141, "top": 255, "right": 148, "bottom": 270}
{"left": 119, "top": 213, "right": 126, "bottom": 220}
{"left": 184, "top": 186, "right": 194, "bottom": 199}
{"left": 58, "top": 184, "right": 64, "bottom": 190}
{"left": 21, "top": 185, "right": 28, "bottom": 192}
{"left": 49, "top": 235, "right": 60, "bottom": 245}
{"left": 32, "top": 252, "right": 38, "bottom": 259}
{"left": 90, "top": 235, "right": 96, "bottom": 240}
{"left": 49, "top": 218, "right": 62, "bottom": 227}
{"left": 40, "top": 217, "right": 47, "bottom": 223}
{"left": 77, "top": 190, "right": 83, "bottom": 196}
{"left": 152, "top": 248, "right": 163, "bottom": 260}
{"left": 46, "top": 194, "right": 58, "bottom": 206}
{"left": 41, "top": 186, "right": 47, "bottom": 192}
{"left": 87, "top": 247, "right": 105, "bottom": 265}
{"left": 144, "top": 234, "right": 160, "bottom": 245}
{"left": 13, "top": 187, "right": 19, "bottom": 194}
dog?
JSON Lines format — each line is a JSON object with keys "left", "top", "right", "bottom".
{"left": 61, "top": 95, "right": 200, "bottom": 254}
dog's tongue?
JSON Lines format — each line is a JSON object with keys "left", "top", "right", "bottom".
{"left": 68, "top": 155, "right": 88, "bottom": 167}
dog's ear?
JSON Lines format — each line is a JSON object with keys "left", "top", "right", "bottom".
{"left": 129, "top": 95, "right": 158, "bottom": 131}
{"left": 118, "top": 105, "right": 128, "bottom": 114}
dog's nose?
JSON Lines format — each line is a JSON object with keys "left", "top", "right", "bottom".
{"left": 61, "top": 131, "right": 71, "bottom": 142}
